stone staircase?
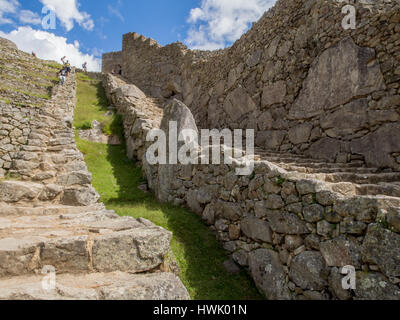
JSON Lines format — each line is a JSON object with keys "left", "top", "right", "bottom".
{"left": 254, "top": 148, "right": 400, "bottom": 198}
{"left": 0, "top": 56, "right": 189, "bottom": 299}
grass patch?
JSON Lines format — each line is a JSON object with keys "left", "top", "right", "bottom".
{"left": 0, "top": 98, "right": 11, "bottom": 104}
{"left": 75, "top": 72, "right": 122, "bottom": 139}
{"left": 75, "top": 74, "right": 263, "bottom": 300}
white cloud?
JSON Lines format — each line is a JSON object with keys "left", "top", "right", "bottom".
{"left": 0, "top": 26, "right": 101, "bottom": 71}
{"left": 39, "top": 0, "right": 94, "bottom": 31}
{"left": 108, "top": 0, "right": 124, "bottom": 22}
{"left": 185, "top": 0, "right": 276, "bottom": 50}
{"left": 19, "top": 9, "right": 41, "bottom": 25}
{"left": 0, "top": 0, "right": 19, "bottom": 24}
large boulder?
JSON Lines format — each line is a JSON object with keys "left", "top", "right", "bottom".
{"left": 355, "top": 272, "right": 400, "bottom": 300}
{"left": 262, "top": 81, "right": 287, "bottom": 107}
{"left": 362, "top": 224, "right": 400, "bottom": 278}
{"left": 241, "top": 216, "right": 273, "bottom": 243}
{"left": 92, "top": 227, "right": 172, "bottom": 273}
{"left": 289, "top": 37, "right": 385, "bottom": 120}
{"left": 249, "top": 249, "right": 291, "bottom": 300}
{"left": 61, "top": 186, "right": 100, "bottom": 206}
{"left": 0, "top": 181, "right": 43, "bottom": 202}
{"left": 266, "top": 211, "right": 309, "bottom": 235}
{"left": 223, "top": 87, "right": 257, "bottom": 122}
{"left": 157, "top": 99, "right": 198, "bottom": 202}
{"left": 289, "top": 251, "right": 329, "bottom": 291}
{"left": 350, "top": 123, "right": 400, "bottom": 170}
{"left": 320, "top": 236, "right": 362, "bottom": 268}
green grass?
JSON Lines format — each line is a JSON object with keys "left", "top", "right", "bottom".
{"left": 74, "top": 72, "right": 263, "bottom": 300}
{"left": 75, "top": 73, "right": 123, "bottom": 139}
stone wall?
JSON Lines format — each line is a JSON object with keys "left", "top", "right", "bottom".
{"left": 102, "top": 51, "right": 122, "bottom": 74}
{"left": 104, "top": 0, "right": 400, "bottom": 171}
{"left": 103, "top": 73, "right": 400, "bottom": 300}
{"left": 0, "top": 104, "right": 39, "bottom": 177}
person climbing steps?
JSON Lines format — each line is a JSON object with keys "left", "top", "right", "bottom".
{"left": 58, "top": 67, "right": 67, "bottom": 86}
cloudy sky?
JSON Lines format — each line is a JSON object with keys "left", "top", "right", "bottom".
{"left": 0, "top": 0, "right": 276, "bottom": 71}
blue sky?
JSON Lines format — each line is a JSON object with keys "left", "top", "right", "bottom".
{"left": 0, "top": 0, "right": 276, "bottom": 71}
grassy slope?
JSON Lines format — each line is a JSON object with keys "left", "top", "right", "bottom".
{"left": 75, "top": 73, "right": 263, "bottom": 300}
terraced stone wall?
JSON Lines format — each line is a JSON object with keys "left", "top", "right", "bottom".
{"left": 104, "top": 0, "right": 400, "bottom": 171}
{"left": 0, "top": 103, "right": 40, "bottom": 176}
{"left": 103, "top": 73, "right": 400, "bottom": 300}
{"left": 0, "top": 40, "right": 59, "bottom": 178}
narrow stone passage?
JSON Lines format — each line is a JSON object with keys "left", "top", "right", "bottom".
{"left": 74, "top": 73, "right": 263, "bottom": 300}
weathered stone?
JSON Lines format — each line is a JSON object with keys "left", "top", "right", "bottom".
{"left": 387, "top": 208, "right": 400, "bottom": 232}
{"left": 317, "top": 221, "right": 332, "bottom": 237}
{"left": 223, "top": 87, "right": 257, "bottom": 122}
{"left": 362, "top": 224, "right": 400, "bottom": 278}
{"left": 57, "top": 171, "right": 92, "bottom": 186}
{"left": 320, "top": 236, "right": 362, "bottom": 268}
{"left": 265, "top": 194, "right": 284, "bottom": 209}
{"left": 350, "top": 123, "right": 400, "bottom": 169}
{"left": 0, "top": 272, "right": 190, "bottom": 300}
{"left": 289, "top": 251, "right": 329, "bottom": 291}
{"left": 285, "top": 235, "right": 303, "bottom": 252}
{"left": 320, "top": 99, "right": 369, "bottom": 137}
{"left": 249, "top": 249, "right": 291, "bottom": 300}
{"left": 296, "top": 180, "right": 320, "bottom": 195}
{"left": 229, "top": 224, "right": 241, "bottom": 240}
{"left": 202, "top": 203, "right": 215, "bottom": 225}
{"left": 262, "top": 81, "right": 287, "bottom": 107}
{"left": 256, "top": 130, "right": 286, "bottom": 149}
{"left": 266, "top": 211, "right": 309, "bottom": 235}
{"left": 340, "top": 220, "right": 367, "bottom": 235}
{"left": 307, "top": 137, "right": 342, "bottom": 162}
{"left": 254, "top": 201, "right": 267, "bottom": 218}
{"left": 218, "top": 201, "right": 243, "bottom": 222}
{"left": 289, "top": 37, "right": 385, "bottom": 120}
{"left": 258, "top": 111, "right": 273, "bottom": 131}
{"left": 246, "top": 49, "right": 263, "bottom": 67}
{"left": 241, "top": 216, "right": 272, "bottom": 243}
{"left": 288, "top": 123, "right": 313, "bottom": 145}
{"left": 0, "top": 181, "right": 43, "bottom": 202}
{"left": 355, "top": 272, "right": 400, "bottom": 300}
{"left": 303, "top": 204, "right": 324, "bottom": 223}
{"left": 61, "top": 186, "right": 100, "bottom": 206}
{"left": 232, "top": 250, "right": 249, "bottom": 267}
{"left": 92, "top": 227, "right": 171, "bottom": 273}
{"left": 328, "top": 267, "right": 352, "bottom": 300}
{"left": 186, "top": 189, "right": 204, "bottom": 215}
{"left": 41, "top": 236, "right": 89, "bottom": 273}
{"left": 215, "top": 219, "right": 229, "bottom": 232}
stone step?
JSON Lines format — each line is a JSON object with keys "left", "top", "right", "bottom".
{"left": 322, "top": 172, "right": 400, "bottom": 185}
{"left": 0, "top": 212, "right": 172, "bottom": 278}
{"left": 0, "top": 271, "right": 190, "bottom": 300}
{"left": 279, "top": 164, "right": 378, "bottom": 174}
{"left": 0, "top": 204, "right": 106, "bottom": 217}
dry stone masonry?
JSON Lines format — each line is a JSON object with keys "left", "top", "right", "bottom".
{"left": 0, "top": 39, "right": 189, "bottom": 300}
{"left": 105, "top": 0, "right": 400, "bottom": 171}
{"left": 102, "top": 0, "right": 400, "bottom": 300}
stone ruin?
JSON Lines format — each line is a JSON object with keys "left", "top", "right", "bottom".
{"left": 0, "top": 38, "right": 189, "bottom": 299}
{"left": 101, "top": 0, "right": 400, "bottom": 300}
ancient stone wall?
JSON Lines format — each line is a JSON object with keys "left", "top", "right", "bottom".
{"left": 0, "top": 104, "right": 39, "bottom": 177}
{"left": 102, "top": 51, "right": 122, "bottom": 74}
{"left": 104, "top": 0, "right": 400, "bottom": 171}
{"left": 103, "top": 73, "right": 400, "bottom": 300}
